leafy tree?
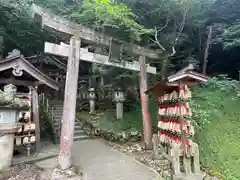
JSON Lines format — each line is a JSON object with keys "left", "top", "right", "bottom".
{"left": 0, "top": 0, "right": 58, "bottom": 56}
{"left": 123, "top": 0, "right": 216, "bottom": 79}
{"left": 71, "top": 0, "right": 153, "bottom": 41}
{"left": 201, "top": 0, "right": 240, "bottom": 50}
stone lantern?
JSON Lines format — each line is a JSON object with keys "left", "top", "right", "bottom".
{"left": 0, "top": 84, "right": 29, "bottom": 170}
{"left": 114, "top": 88, "right": 125, "bottom": 119}
{"left": 88, "top": 88, "right": 96, "bottom": 114}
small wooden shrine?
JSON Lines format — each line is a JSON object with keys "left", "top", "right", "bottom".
{"left": 146, "top": 64, "right": 208, "bottom": 179}
{"left": 0, "top": 49, "right": 60, "bottom": 160}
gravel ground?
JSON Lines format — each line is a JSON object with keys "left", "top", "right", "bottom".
{"left": 103, "top": 140, "right": 221, "bottom": 180}
{"left": 0, "top": 164, "right": 44, "bottom": 180}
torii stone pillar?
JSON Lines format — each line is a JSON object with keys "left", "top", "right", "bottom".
{"left": 114, "top": 89, "right": 125, "bottom": 119}
{"left": 88, "top": 88, "right": 96, "bottom": 114}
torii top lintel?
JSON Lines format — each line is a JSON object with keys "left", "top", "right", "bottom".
{"left": 31, "top": 4, "right": 161, "bottom": 59}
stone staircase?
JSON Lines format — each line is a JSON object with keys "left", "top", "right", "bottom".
{"left": 47, "top": 101, "right": 89, "bottom": 143}
{"left": 73, "top": 121, "right": 90, "bottom": 141}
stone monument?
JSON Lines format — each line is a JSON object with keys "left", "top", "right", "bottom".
{"left": 114, "top": 88, "right": 125, "bottom": 119}
{"left": 88, "top": 88, "right": 96, "bottom": 114}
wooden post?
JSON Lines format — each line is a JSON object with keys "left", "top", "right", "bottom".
{"left": 58, "top": 37, "right": 81, "bottom": 170}
{"left": 30, "top": 86, "right": 41, "bottom": 153}
{"left": 139, "top": 55, "right": 152, "bottom": 149}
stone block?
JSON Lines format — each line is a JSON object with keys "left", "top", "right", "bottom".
{"left": 0, "top": 134, "right": 14, "bottom": 170}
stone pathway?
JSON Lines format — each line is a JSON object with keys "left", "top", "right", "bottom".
{"left": 36, "top": 139, "right": 162, "bottom": 180}
{"left": 72, "top": 139, "right": 161, "bottom": 180}
{"left": 13, "top": 142, "right": 59, "bottom": 165}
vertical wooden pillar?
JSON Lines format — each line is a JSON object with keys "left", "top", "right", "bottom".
{"left": 139, "top": 55, "right": 152, "bottom": 149}
{"left": 58, "top": 37, "right": 81, "bottom": 170}
{"left": 30, "top": 86, "right": 41, "bottom": 153}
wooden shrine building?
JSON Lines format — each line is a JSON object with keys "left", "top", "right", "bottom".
{"left": 145, "top": 64, "right": 208, "bottom": 179}
{"left": 0, "top": 49, "right": 60, "bottom": 153}
{"left": 146, "top": 64, "right": 208, "bottom": 95}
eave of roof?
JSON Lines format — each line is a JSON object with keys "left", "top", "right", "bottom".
{"left": 0, "top": 54, "right": 60, "bottom": 90}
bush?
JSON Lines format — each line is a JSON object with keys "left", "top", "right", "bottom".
{"left": 77, "top": 100, "right": 157, "bottom": 142}
{"left": 190, "top": 77, "right": 240, "bottom": 180}
{"left": 39, "top": 104, "right": 55, "bottom": 142}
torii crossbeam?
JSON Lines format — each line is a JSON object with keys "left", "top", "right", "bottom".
{"left": 44, "top": 42, "right": 157, "bottom": 74}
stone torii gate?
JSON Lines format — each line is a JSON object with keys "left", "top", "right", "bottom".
{"left": 31, "top": 4, "right": 161, "bottom": 169}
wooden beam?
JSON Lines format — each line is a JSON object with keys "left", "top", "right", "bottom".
{"left": 31, "top": 4, "right": 161, "bottom": 59}
{"left": 44, "top": 42, "right": 157, "bottom": 74}
{"left": 139, "top": 55, "right": 152, "bottom": 149}
{"left": 0, "top": 78, "right": 35, "bottom": 86}
{"left": 58, "top": 37, "right": 81, "bottom": 169}
{"left": 30, "top": 86, "right": 41, "bottom": 153}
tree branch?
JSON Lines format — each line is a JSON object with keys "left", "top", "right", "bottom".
{"left": 170, "top": 8, "right": 188, "bottom": 57}
{"left": 174, "top": 8, "right": 188, "bottom": 46}
{"left": 150, "top": 18, "right": 169, "bottom": 51}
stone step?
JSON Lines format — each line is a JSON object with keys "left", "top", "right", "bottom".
{"left": 49, "top": 108, "right": 63, "bottom": 111}
{"left": 53, "top": 116, "right": 62, "bottom": 119}
{"left": 49, "top": 108, "right": 62, "bottom": 110}
{"left": 74, "top": 130, "right": 85, "bottom": 136}
{"left": 53, "top": 107, "right": 62, "bottom": 109}
{"left": 73, "top": 135, "right": 90, "bottom": 141}
{"left": 75, "top": 122, "right": 81, "bottom": 126}
{"left": 53, "top": 110, "right": 63, "bottom": 114}
{"left": 53, "top": 107, "right": 63, "bottom": 110}
{"left": 52, "top": 121, "right": 80, "bottom": 125}
{"left": 52, "top": 113, "right": 62, "bottom": 115}
{"left": 52, "top": 123, "right": 83, "bottom": 129}
{"left": 52, "top": 116, "right": 60, "bottom": 119}
{"left": 53, "top": 111, "right": 63, "bottom": 113}
{"left": 74, "top": 125, "right": 82, "bottom": 130}
{"left": 53, "top": 113, "right": 62, "bottom": 115}
{"left": 53, "top": 125, "right": 60, "bottom": 129}
{"left": 53, "top": 114, "right": 62, "bottom": 117}
{"left": 53, "top": 131, "right": 85, "bottom": 137}
{"left": 50, "top": 103, "right": 62, "bottom": 105}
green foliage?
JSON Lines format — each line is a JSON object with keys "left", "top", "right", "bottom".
{"left": 34, "top": 0, "right": 82, "bottom": 17}
{"left": 190, "top": 77, "right": 240, "bottom": 180}
{"left": 207, "top": 0, "right": 240, "bottom": 50}
{"left": 77, "top": 99, "right": 157, "bottom": 142}
{"left": 217, "top": 23, "right": 240, "bottom": 50}
{"left": 71, "top": 0, "right": 153, "bottom": 41}
{"left": 39, "top": 104, "right": 55, "bottom": 142}
{"left": 0, "top": 0, "right": 58, "bottom": 55}
{"left": 96, "top": 99, "right": 157, "bottom": 133}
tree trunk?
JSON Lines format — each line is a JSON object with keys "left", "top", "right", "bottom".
{"left": 58, "top": 37, "right": 81, "bottom": 170}
{"left": 202, "top": 26, "right": 212, "bottom": 75}
{"left": 0, "top": 36, "right": 3, "bottom": 59}
{"left": 139, "top": 55, "right": 152, "bottom": 149}
{"left": 160, "top": 55, "right": 169, "bottom": 81}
